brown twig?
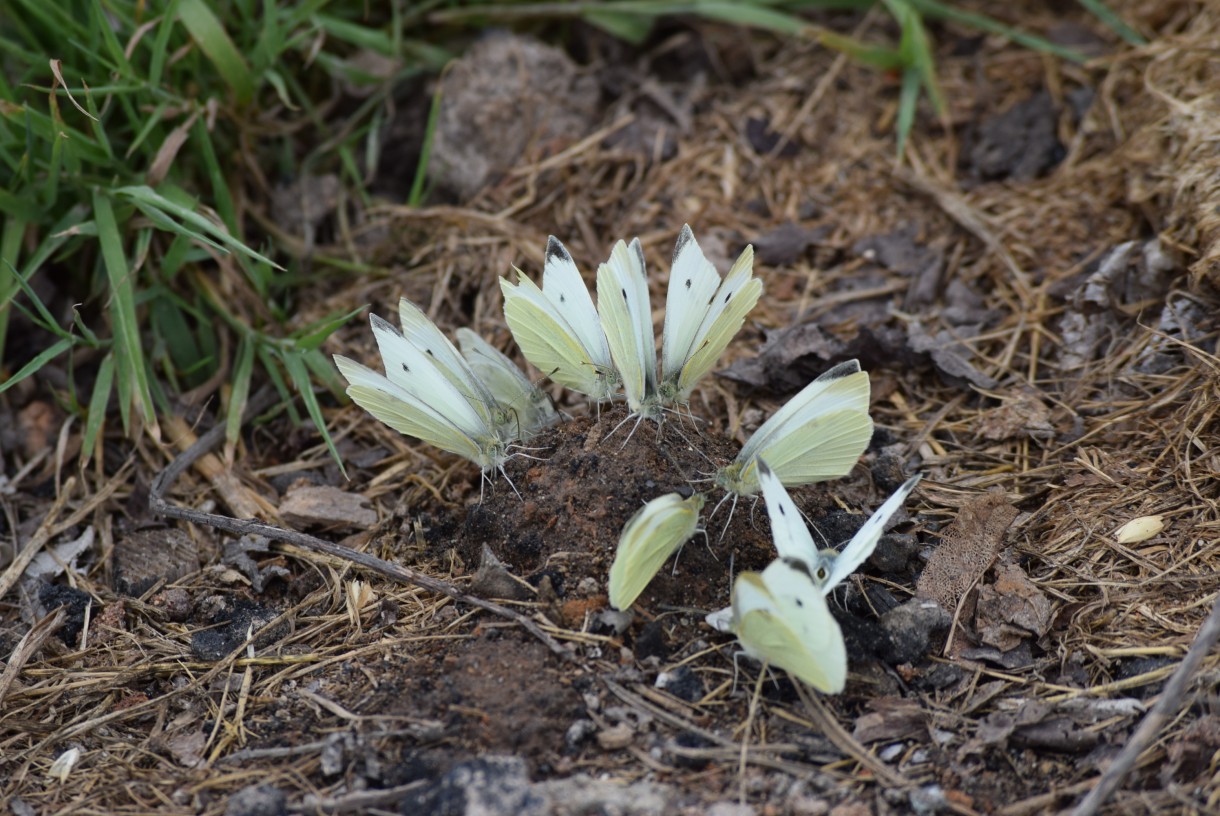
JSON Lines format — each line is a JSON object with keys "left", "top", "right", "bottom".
{"left": 149, "top": 391, "right": 576, "bottom": 663}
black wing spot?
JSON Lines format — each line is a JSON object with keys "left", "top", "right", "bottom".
{"left": 795, "top": 598, "right": 804, "bottom": 607}
{"left": 402, "top": 363, "right": 410, "bottom": 373}
{"left": 621, "top": 288, "right": 628, "bottom": 301}
{"left": 426, "top": 348, "right": 435, "bottom": 356}
{"left": 685, "top": 278, "right": 692, "bottom": 290}
{"left": 778, "top": 504, "right": 786, "bottom": 516}
{"left": 559, "top": 293, "right": 566, "bottom": 303}
{"left": 723, "top": 291, "right": 732, "bottom": 304}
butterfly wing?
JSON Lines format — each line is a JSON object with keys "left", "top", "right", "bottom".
{"left": 723, "top": 361, "right": 873, "bottom": 494}
{"left": 333, "top": 354, "right": 497, "bottom": 468}
{"left": 541, "top": 236, "right": 615, "bottom": 373}
{"left": 820, "top": 474, "right": 922, "bottom": 593}
{"left": 666, "top": 240, "right": 761, "bottom": 403}
{"left": 455, "top": 328, "right": 558, "bottom": 437}
{"left": 608, "top": 493, "right": 704, "bottom": 610}
{"left": 732, "top": 559, "right": 846, "bottom": 693}
{"left": 661, "top": 225, "right": 723, "bottom": 390}
{"left": 756, "top": 458, "right": 819, "bottom": 565}
{"left": 501, "top": 273, "right": 617, "bottom": 400}
{"left": 396, "top": 298, "right": 506, "bottom": 431}
{"left": 597, "top": 238, "right": 659, "bottom": 417}
{"left": 704, "top": 605, "right": 733, "bottom": 633}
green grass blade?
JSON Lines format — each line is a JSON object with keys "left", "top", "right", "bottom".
{"left": 226, "top": 335, "right": 255, "bottom": 452}
{"left": 895, "top": 66, "right": 921, "bottom": 159}
{"left": 0, "top": 218, "right": 22, "bottom": 364}
{"left": 93, "top": 190, "right": 157, "bottom": 434}
{"left": 177, "top": 0, "right": 255, "bottom": 104}
{"left": 82, "top": 352, "right": 116, "bottom": 464}
{"left": 409, "top": 81, "right": 444, "bottom": 207}
{"left": 0, "top": 336, "right": 73, "bottom": 393}
{"left": 281, "top": 349, "right": 346, "bottom": 476}
{"left": 908, "top": 0, "right": 1089, "bottom": 64}
{"left": 114, "top": 185, "right": 283, "bottom": 268}
{"left": 1075, "top": 0, "right": 1145, "bottom": 45}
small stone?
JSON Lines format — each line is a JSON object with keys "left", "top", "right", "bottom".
{"left": 596, "top": 723, "right": 635, "bottom": 751}
{"left": 224, "top": 784, "right": 286, "bottom": 816}
{"left": 879, "top": 598, "right": 950, "bottom": 664}
{"left": 654, "top": 665, "right": 704, "bottom": 703}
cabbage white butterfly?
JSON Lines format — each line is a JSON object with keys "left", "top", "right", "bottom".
{"left": 715, "top": 360, "right": 873, "bottom": 498}
{"left": 705, "top": 459, "right": 921, "bottom": 632}
{"left": 756, "top": 458, "right": 922, "bottom": 592}
{"left": 455, "top": 328, "right": 558, "bottom": 437}
{"left": 501, "top": 237, "right": 619, "bottom": 402}
{"left": 659, "top": 225, "right": 762, "bottom": 407}
{"left": 397, "top": 298, "right": 508, "bottom": 433}
{"left": 596, "top": 237, "right": 662, "bottom": 421}
{"left": 608, "top": 492, "right": 705, "bottom": 610}
{"left": 731, "top": 557, "right": 847, "bottom": 693}
{"left": 333, "top": 315, "right": 510, "bottom": 478}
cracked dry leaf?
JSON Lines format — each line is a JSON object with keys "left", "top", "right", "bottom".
{"left": 975, "top": 392, "right": 1055, "bottom": 442}
{"left": 975, "top": 560, "right": 1054, "bottom": 651}
{"left": 916, "top": 492, "right": 1017, "bottom": 613}
{"left": 279, "top": 484, "right": 377, "bottom": 531}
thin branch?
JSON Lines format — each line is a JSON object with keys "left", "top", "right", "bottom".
{"left": 149, "top": 391, "right": 575, "bottom": 662}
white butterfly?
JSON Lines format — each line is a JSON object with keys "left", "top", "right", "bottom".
{"left": 333, "top": 314, "right": 510, "bottom": 479}
{"left": 715, "top": 360, "right": 874, "bottom": 500}
{"left": 455, "top": 328, "right": 558, "bottom": 438}
{"left": 397, "top": 298, "right": 510, "bottom": 435}
{"left": 755, "top": 458, "right": 922, "bottom": 592}
{"left": 659, "top": 225, "right": 762, "bottom": 408}
{"left": 501, "top": 236, "right": 619, "bottom": 403}
{"left": 706, "top": 459, "right": 920, "bottom": 632}
{"left": 730, "top": 557, "right": 847, "bottom": 693}
{"left": 608, "top": 492, "right": 705, "bottom": 610}
{"left": 596, "top": 236, "right": 661, "bottom": 420}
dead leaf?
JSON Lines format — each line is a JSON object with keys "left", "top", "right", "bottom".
{"left": 975, "top": 560, "right": 1054, "bottom": 651}
{"left": 906, "top": 322, "right": 998, "bottom": 388}
{"left": 852, "top": 697, "right": 927, "bottom": 743}
{"left": 753, "top": 221, "right": 830, "bottom": 266}
{"left": 976, "top": 392, "right": 1055, "bottom": 442}
{"left": 113, "top": 528, "right": 199, "bottom": 597}
{"left": 471, "top": 545, "right": 534, "bottom": 602}
{"left": 166, "top": 729, "right": 207, "bottom": 768}
{"left": 916, "top": 492, "right": 1017, "bottom": 613}
{"left": 852, "top": 225, "right": 945, "bottom": 308}
{"left": 280, "top": 484, "right": 377, "bottom": 530}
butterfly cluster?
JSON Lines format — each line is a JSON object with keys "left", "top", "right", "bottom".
{"left": 334, "top": 225, "right": 912, "bottom": 694}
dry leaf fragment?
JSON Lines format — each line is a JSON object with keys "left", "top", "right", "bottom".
{"left": 975, "top": 560, "right": 1054, "bottom": 651}
{"left": 1114, "top": 515, "right": 1165, "bottom": 544}
{"left": 916, "top": 492, "right": 1018, "bottom": 613}
{"left": 852, "top": 697, "right": 927, "bottom": 743}
{"left": 975, "top": 392, "right": 1055, "bottom": 442}
{"left": 279, "top": 484, "right": 376, "bottom": 531}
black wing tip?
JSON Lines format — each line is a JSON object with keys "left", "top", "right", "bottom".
{"left": 672, "top": 224, "right": 695, "bottom": 263}
{"left": 546, "top": 236, "right": 573, "bottom": 264}
{"left": 369, "top": 313, "right": 400, "bottom": 336}
{"left": 817, "top": 359, "right": 863, "bottom": 382}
